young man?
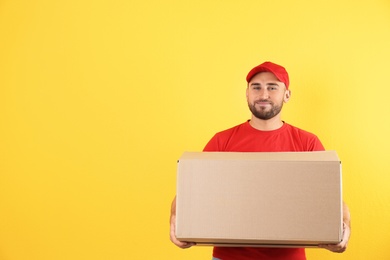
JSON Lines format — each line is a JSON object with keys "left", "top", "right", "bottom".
{"left": 170, "top": 61, "right": 351, "bottom": 260}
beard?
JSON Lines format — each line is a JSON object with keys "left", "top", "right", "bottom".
{"left": 248, "top": 100, "right": 283, "bottom": 120}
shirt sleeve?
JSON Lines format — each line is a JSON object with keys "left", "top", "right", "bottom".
{"left": 203, "top": 134, "right": 220, "bottom": 151}
{"left": 310, "top": 136, "right": 325, "bottom": 151}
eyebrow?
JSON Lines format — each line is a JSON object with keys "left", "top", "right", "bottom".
{"left": 250, "top": 82, "right": 280, "bottom": 87}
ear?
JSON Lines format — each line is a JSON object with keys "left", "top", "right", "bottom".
{"left": 284, "top": 89, "right": 291, "bottom": 103}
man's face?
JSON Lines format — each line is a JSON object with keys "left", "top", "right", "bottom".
{"left": 246, "top": 72, "right": 290, "bottom": 120}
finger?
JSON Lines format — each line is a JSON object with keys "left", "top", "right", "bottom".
{"left": 170, "top": 221, "right": 195, "bottom": 248}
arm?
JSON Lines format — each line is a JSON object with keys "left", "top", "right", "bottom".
{"left": 320, "top": 201, "right": 351, "bottom": 253}
{"left": 311, "top": 137, "right": 350, "bottom": 252}
{"left": 169, "top": 196, "right": 196, "bottom": 249}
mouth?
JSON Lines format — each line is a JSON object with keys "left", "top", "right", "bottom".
{"left": 255, "top": 101, "right": 272, "bottom": 107}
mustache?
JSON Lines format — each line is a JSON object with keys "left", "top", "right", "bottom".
{"left": 254, "top": 99, "right": 273, "bottom": 104}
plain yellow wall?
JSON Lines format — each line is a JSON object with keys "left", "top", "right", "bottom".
{"left": 1, "top": 0, "right": 390, "bottom": 259}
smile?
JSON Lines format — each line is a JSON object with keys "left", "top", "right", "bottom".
{"left": 255, "top": 101, "right": 272, "bottom": 106}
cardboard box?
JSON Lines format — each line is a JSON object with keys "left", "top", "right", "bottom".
{"left": 175, "top": 151, "right": 343, "bottom": 247}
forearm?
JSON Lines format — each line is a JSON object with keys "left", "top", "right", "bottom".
{"left": 171, "top": 196, "right": 177, "bottom": 216}
{"left": 343, "top": 201, "right": 351, "bottom": 228}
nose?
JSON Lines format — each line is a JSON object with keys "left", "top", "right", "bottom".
{"left": 259, "top": 89, "right": 270, "bottom": 99}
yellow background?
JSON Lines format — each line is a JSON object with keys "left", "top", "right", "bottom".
{"left": 1, "top": 0, "right": 389, "bottom": 259}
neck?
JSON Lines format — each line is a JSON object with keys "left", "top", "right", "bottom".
{"left": 249, "top": 115, "right": 284, "bottom": 131}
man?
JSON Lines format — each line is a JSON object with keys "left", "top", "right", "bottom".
{"left": 170, "top": 61, "right": 351, "bottom": 259}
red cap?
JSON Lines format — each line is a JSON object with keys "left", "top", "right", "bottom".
{"left": 246, "top": 61, "right": 290, "bottom": 89}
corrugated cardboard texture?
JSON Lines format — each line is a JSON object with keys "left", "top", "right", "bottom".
{"left": 176, "top": 151, "right": 343, "bottom": 247}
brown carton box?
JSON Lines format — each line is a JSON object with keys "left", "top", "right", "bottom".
{"left": 176, "top": 151, "right": 343, "bottom": 247}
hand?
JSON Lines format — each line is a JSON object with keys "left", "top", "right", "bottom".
{"left": 170, "top": 214, "right": 196, "bottom": 249}
{"left": 319, "top": 222, "right": 350, "bottom": 253}
{"left": 169, "top": 197, "right": 196, "bottom": 249}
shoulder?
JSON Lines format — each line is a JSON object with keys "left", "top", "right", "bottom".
{"left": 284, "top": 123, "right": 325, "bottom": 151}
{"left": 284, "top": 123, "right": 318, "bottom": 137}
{"left": 203, "top": 121, "right": 250, "bottom": 151}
